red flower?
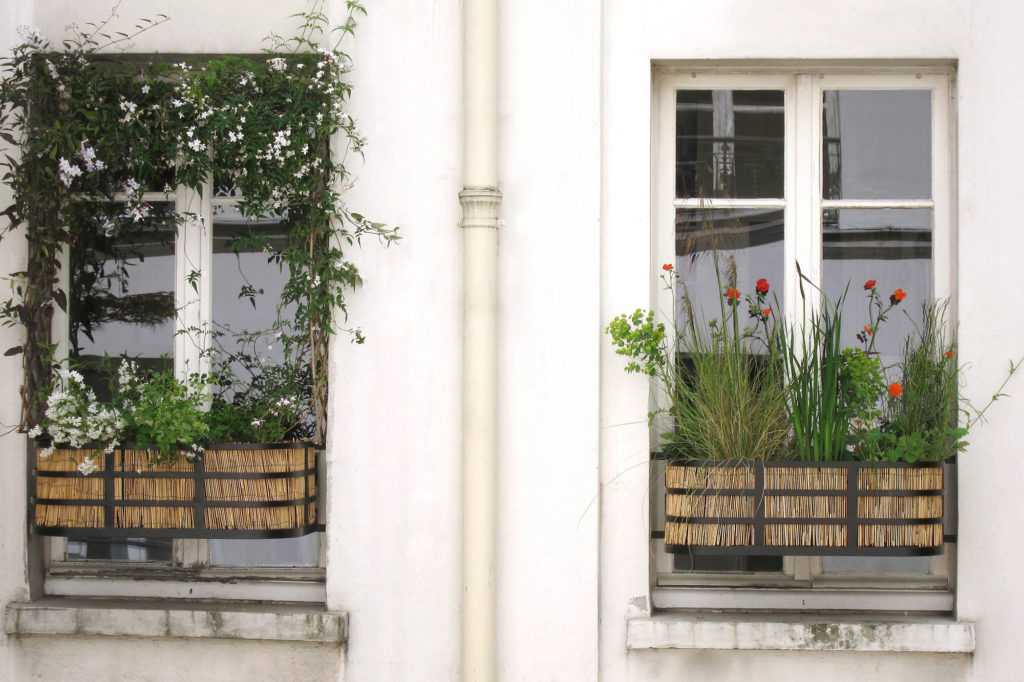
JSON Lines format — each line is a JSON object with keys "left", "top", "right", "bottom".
{"left": 864, "top": 279, "right": 877, "bottom": 290}
{"left": 662, "top": 263, "right": 674, "bottom": 272}
{"left": 890, "top": 288, "right": 907, "bottom": 305}
{"left": 761, "top": 307, "right": 772, "bottom": 319}
{"left": 755, "top": 278, "right": 770, "bottom": 295}
{"left": 724, "top": 287, "right": 741, "bottom": 304}
{"left": 888, "top": 382, "right": 903, "bottom": 399}
{"left": 944, "top": 350, "right": 955, "bottom": 360}
{"left": 863, "top": 324, "right": 873, "bottom": 337}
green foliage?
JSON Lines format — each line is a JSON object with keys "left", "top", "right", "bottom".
{"left": 124, "top": 371, "right": 209, "bottom": 465}
{"left": 663, "top": 303, "right": 790, "bottom": 462}
{"left": 606, "top": 309, "right": 666, "bottom": 377}
{"left": 0, "top": 2, "right": 398, "bottom": 442}
{"left": 776, "top": 278, "right": 849, "bottom": 462}
{"left": 838, "top": 347, "right": 886, "bottom": 424}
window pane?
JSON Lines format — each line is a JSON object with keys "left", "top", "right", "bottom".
{"left": 676, "top": 90, "right": 784, "bottom": 199}
{"left": 209, "top": 204, "right": 319, "bottom": 567}
{"left": 822, "top": 90, "right": 931, "bottom": 200}
{"left": 66, "top": 537, "right": 172, "bottom": 562}
{"left": 674, "top": 207, "right": 785, "bottom": 326}
{"left": 823, "top": 208, "right": 933, "bottom": 361}
{"left": 69, "top": 201, "right": 177, "bottom": 396}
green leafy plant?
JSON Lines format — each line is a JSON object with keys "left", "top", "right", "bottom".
{"left": 0, "top": 1, "right": 398, "bottom": 444}
{"left": 125, "top": 370, "right": 209, "bottom": 465}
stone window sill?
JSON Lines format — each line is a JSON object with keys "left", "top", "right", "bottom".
{"left": 626, "top": 614, "right": 974, "bottom": 653}
{"left": 4, "top": 598, "right": 346, "bottom": 644}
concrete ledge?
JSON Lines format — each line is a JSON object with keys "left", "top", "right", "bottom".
{"left": 627, "top": 614, "right": 974, "bottom": 653}
{"left": 5, "top": 598, "right": 346, "bottom": 644}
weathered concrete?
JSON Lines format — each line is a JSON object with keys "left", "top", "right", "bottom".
{"left": 627, "top": 615, "right": 975, "bottom": 653}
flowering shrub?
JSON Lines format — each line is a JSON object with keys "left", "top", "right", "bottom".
{"left": 0, "top": 1, "right": 398, "bottom": 441}
{"left": 30, "top": 368, "right": 124, "bottom": 464}
{"left": 608, "top": 264, "right": 1020, "bottom": 464}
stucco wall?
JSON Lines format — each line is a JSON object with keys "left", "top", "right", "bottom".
{"left": 2, "top": 0, "right": 1024, "bottom": 681}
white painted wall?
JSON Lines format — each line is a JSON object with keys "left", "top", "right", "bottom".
{"left": 3, "top": 0, "right": 1024, "bottom": 681}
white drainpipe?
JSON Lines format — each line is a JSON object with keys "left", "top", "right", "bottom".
{"left": 461, "top": 0, "right": 500, "bottom": 678}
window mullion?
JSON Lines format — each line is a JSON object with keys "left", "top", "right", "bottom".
{"left": 173, "top": 181, "right": 211, "bottom": 379}
{"left": 791, "top": 73, "right": 823, "bottom": 317}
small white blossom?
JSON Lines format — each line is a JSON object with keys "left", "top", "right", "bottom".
{"left": 57, "top": 157, "right": 82, "bottom": 188}
{"left": 141, "top": 84, "right": 151, "bottom": 95}
{"left": 77, "top": 456, "right": 99, "bottom": 476}
{"left": 267, "top": 57, "right": 288, "bottom": 72}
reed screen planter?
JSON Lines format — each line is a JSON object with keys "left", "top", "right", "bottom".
{"left": 664, "top": 459, "right": 945, "bottom": 557}
{"left": 31, "top": 443, "right": 322, "bottom": 539}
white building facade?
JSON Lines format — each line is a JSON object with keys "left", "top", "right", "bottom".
{"left": 1, "top": 0, "right": 1022, "bottom": 680}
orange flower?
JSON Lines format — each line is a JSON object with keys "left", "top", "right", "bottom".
{"left": 761, "top": 307, "right": 772, "bottom": 319}
{"left": 888, "top": 382, "right": 903, "bottom": 399}
{"left": 864, "top": 279, "right": 877, "bottom": 290}
{"left": 755, "top": 278, "right": 770, "bottom": 295}
{"left": 890, "top": 288, "right": 907, "bottom": 305}
{"left": 662, "top": 263, "right": 674, "bottom": 272}
{"left": 724, "top": 287, "right": 741, "bottom": 304}
{"left": 863, "top": 324, "right": 873, "bottom": 337}
{"left": 944, "top": 350, "right": 955, "bottom": 360}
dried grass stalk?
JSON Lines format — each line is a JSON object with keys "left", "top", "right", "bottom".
{"left": 116, "top": 505, "right": 194, "bottom": 529}
{"left": 858, "top": 523, "right": 943, "bottom": 547}
{"left": 858, "top": 495, "right": 942, "bottom": 519}
{"left": 765, "top": 523, "right": 847, "bottom": 547}
{"left": 667, "top": 494, "right": 754, "bottom": 518}
{"left": 204, "top": 447, "right": 307, "bottom": 473}
{"left": 858, "top": 467, "right": 943, "bottom": 491}
{"left": 38, "top": 448, "right": 103, "bottom": 472}
{"left": 765, "top": 467, "right": 847, "bottom": 490}
{"left": 37, "top": 476, "right": 103, "bottom": 500}
{"left": 205, "top": 504, "right": 306, "bottom": 530}
{"left": 667, "top": 464, "right": 755, "bottom": 490}
{"left": 35, "top": 504, "right": 103, "bottom": 528}
{"left": 116, "top": 478, "right": 194, "bottom": 501}
{"left": 764, "top": 495, "right": 846, "bottom": 519}
{"left": 665, "top": 521, "right": 754, "bottom": 546}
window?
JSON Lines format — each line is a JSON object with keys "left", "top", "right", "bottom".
{"left": 46, "top": 175, "right": 325, "bottom": 602}
{"left": 651, "top": 67, "right": 955, "bottom": 611}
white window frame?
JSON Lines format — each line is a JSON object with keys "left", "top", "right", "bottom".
{"left": 45, "top": 178, "right": 326, "bottom": 603}
{"left": 650, "top": 64, "right": 956, "bottom": 612}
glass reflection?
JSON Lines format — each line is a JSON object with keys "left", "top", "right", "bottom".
{"left": 676, "top": 90, "right": 785, "bottom": 199}
{"left": 822, "top": 90, "right": 931, "bottom": 200}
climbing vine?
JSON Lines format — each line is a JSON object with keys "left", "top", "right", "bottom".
{"left": 0, "top": 1, "right": 397, "bottom": 443}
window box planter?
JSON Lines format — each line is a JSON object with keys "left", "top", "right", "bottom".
{"left": 31, "top": 443, "right": 321, "bottom": 539}
{"left": 664, "top": 460, "right": 944, "bottom": 556}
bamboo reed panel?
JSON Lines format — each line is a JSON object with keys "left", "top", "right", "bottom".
{"left": 203, "top": 447, "right": 307, "bottom": 473}
{"left": 665, "top": 521, "right": 754, "bottom": 546}
{"left": 764, "top": 495, "right": 846, "bottom": 519}
{"left": 205, "top": 476, "right": 307, "bottom": 502}
{"left": 38, "top": 448, "right": 102, "bottom": 472}
{"left": 858, "top": 523, "right": 943, "bottom": 548}
{"left": 667, "top": 464, "right": 755, "bottom": 490}
{"left": 205, "top": 504, "right": 306, "bottom": 530}
{"left": 35, "top": 504, "right": 104, "bottom": 528}
{"left": 765, "top": 467, "right": 847, "bottom": 490}
{"left": 765, "top": 523, "right": 847, "bottom": 547}
{"left": 116, "top": 478, "right": 194, "bottom": 501}
{"left": 37, "top": 476, "right": 103, "bottom": 500}
{"left": 859, "top": 495, "right": 942, "bottom": 519}
{"left": 667, "top": 494, "right": 754, "bottom": 518}
{"left": 859, "top": 467, "right": 943, "bottom": 491}
{"left": 116, "top": 505, "right": 194, "bottom": 529}
{"left": 117, "top": 449, "right": 195, "bottom": 472}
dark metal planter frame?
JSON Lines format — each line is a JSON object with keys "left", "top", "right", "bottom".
{"left": 30, "top": 442, "right": 325, "bottom": 540}
{"left": 664, "top": 459, "right": 945, "bottom": 557}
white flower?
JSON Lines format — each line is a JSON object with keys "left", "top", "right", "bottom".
{"left": 251, "top": 418, "right": 264, "bottom": 428}
{"left": 27, "top": 425, "right": 42, "bottom": 438}
{"left": 267, "top": 57, "right": 288, "bottom": 72}
{"left": 57, "top": 157, "right": 82, "bottom": 188}
{"left": 38, "top": 446, "right": 54, "bottom": 459}
{"left": 77, "top": 456, "right": 99, "bottom": 476}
